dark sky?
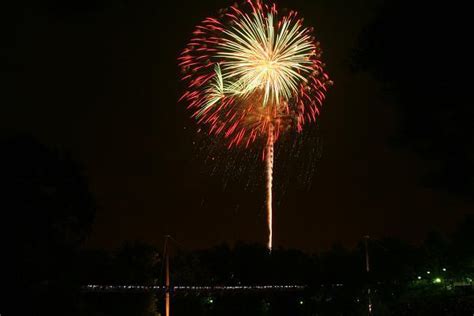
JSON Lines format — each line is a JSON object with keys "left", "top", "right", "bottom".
{"left": 4, "top": 0, "right": 473, "bottom": 252}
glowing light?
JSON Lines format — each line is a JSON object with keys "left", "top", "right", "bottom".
{"left": 266, "top": 126, "right": 274, "bottom": 250}
{"left": 433, "top": 278, "right": 442, "bottom": 284}
{"left": 179, "top": 0, "right": 331, "bottom": 250}
{"left": 84, "top": 284, "right": 306, "bottom": 292}
{"left": 417, "top": 276, "right": 422, "bottom": 280}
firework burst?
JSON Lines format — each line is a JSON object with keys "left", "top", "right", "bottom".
{"left": 179, "top": 0, "right": 331, "bottom": 250}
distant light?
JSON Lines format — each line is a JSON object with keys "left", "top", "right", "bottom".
{"left": 299, "top": 300, "right": 304, "bottom": 305}
{"left": 426, "top": 271, "right": 431, "bottom": 274}
{"left": 433, "top": 278, "right": 442, "bottom": 284}
{"left": 417, "top": 276, "right": 422, "bottom": 280}
{"left": 442, "top": 268, "right": 447, "bottom": 272}
{"left": 208, "top": 298, "right": 214, "bottom": 304}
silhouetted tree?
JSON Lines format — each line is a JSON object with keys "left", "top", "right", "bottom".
{"left": 1, "top": 135, "right": 95, "bottom": 315}
{"left": 450, "top": 214, "right": 474, "bottom": 276}
{"left": 353, "top": 0, "right": 474, "bottom": 197}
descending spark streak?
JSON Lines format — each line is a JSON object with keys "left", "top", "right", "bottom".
{"left": 266, "top": 123, "right": 274, "bottom": 251}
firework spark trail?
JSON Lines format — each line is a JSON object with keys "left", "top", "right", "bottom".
{"left": 266, "top": 123, "right": 274, "bottom": 251}
{"left": 179, "top": 0, "right": 331, "bottom": 250}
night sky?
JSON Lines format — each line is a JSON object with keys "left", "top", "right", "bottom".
{"left": 4, "top": 0, "right": 473, "bottom": 252}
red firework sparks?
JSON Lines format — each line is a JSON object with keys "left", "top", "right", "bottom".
{"left": 179, "top": 0, "right": 331, "bottom": 149}
{"left": 179, "top": 0, "right": 332, "bottom": 250}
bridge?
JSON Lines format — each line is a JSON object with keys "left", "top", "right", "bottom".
{"left": 84, "top": 237, "right": 309, "bottom": 316}
{"left": 83, "top": 284, "right": 307, "bottom": 294}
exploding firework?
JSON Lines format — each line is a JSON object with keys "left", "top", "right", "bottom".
{"left": 179, "top": 0, "right": 331, "bottom": 250}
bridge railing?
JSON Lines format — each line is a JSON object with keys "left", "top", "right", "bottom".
{"left": 82, "top": 284, "right": 306, "bottom": 294}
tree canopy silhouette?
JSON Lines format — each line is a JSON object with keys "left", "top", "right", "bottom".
{"left": 353, "top": 0, "right": 474, "bottom": 197}
{"left": 1, "top": 134, "right": 95, "bottom": 314}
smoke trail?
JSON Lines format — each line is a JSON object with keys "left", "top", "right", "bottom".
{"left": 266, "top": 124, "right": 274, "bottom": 251}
